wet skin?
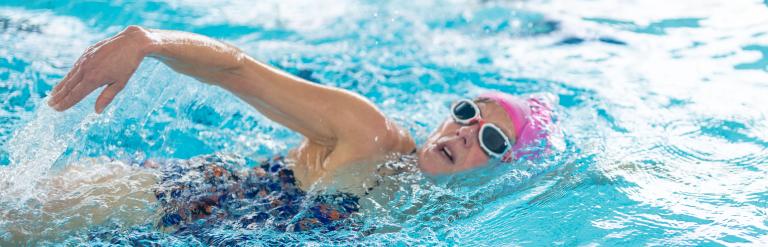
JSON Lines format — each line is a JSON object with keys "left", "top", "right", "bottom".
{"left": 13, "top": 23, "right": 527, "bottom": 244}
{"left": 417, "top": 99, "right": 517, "bottom": 175}
{"left": 44, "top": 25, "right": 519, "bottom": 193}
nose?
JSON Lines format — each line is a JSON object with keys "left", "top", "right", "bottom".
{"left": 455, "top": 124, "right": 479, "bottom": 148}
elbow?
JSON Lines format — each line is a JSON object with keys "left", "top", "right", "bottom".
{"left": 209, "top": 50, "right": 250, "bottom": 86}
{"left": 230, "top": 50, "right": 248, "bottom": 73}
{"left": 216, "top": 38, "right": 249, "bottom": 74}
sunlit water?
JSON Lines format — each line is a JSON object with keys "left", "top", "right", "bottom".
{"left": 1, "top": 0, "right": 767, "bottom": 245}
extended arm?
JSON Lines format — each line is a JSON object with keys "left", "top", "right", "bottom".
{"left": 48, "top": 26, "right": 397, "bottom": 148}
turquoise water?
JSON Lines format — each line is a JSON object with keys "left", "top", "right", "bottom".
{"left": 1, "top": 0, "right": 767, "bottom": 245}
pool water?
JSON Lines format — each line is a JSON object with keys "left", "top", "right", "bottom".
{"left": 1, "top": 0, "right": 767, "bottom": 245}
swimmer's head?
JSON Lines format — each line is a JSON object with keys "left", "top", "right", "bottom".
{"left": 416, "top": 92, "right": 558, "bottom": 175}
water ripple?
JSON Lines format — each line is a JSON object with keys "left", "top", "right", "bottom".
{"left": 659, "top": 117, "right": 768, "bottom": 167}
{"left": 1, "top": 0, "right": 768, "bottom": 245}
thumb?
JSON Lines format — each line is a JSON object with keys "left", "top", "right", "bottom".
{"left": 95, "top": 80, "right": 127, "bottom": 114}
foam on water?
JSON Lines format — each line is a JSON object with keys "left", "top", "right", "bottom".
{"left": 1, "top": 0, "right": 767, "bottom": 245}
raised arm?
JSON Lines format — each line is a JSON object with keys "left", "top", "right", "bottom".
{"left": 48, "top": 26, "right": 411, "bottom": 152}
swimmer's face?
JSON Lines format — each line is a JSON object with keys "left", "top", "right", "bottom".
{"left": 417, "top": 98, "right": 516, "bottom": 175}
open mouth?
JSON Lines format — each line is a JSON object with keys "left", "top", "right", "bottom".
{"left": 441, "top": 146, "right": 454, "bottom": 164}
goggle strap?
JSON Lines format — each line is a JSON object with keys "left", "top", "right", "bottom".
{"left": 452, "top": 98, "right": 515, "bottom": 162}
{"left": 501, "top": 151, "right": 514, "bottom": 163}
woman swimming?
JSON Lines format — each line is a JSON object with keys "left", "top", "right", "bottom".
{"left": 32, "top": 25, "right": 557, "bottom": 240}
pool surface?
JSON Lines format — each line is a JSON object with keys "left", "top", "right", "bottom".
{"left": 1, "top": 0, "right": 767, "bottom": 245}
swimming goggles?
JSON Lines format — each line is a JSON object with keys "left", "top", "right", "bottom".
{"left": 450, "top": 99, "right": 513, "bottom": 159}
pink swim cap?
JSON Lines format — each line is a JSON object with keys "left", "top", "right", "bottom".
{"left": 478, "top": 92, "right": 558, "bottom": 162}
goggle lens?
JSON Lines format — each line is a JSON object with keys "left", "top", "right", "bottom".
{"left": 480, "top": 125, "right": 509, "bottom": 155}
{"left": 452, "top": 101, "right": 477, "bottom": 121}
{"left": 451, "top": 99, "right": 513, "bottom": 158}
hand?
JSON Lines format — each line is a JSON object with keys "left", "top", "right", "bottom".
{"left": 48, "top": 26, "right": 153, "bottom": 113}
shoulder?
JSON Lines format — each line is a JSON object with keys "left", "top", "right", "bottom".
{"left": 318, "top": 119, "right": 414, "bottom": 176}
{"left": 326, "top": 93, "right": 414, "bottom": 156}
{"left": 340, "top": 115, "right": 414, "bottom": 157}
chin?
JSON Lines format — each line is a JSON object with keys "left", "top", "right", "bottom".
{"left": 415, "top": 146, "right": 437, "bottom": 174}
{"left": 415, "top": 146, "right": 446, "bottom": 175}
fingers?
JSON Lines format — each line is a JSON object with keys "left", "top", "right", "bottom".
{"left": 95, "top": 81, "right": 127, "bottom": 114}
{"left": 48, "top": 30, "right": 141, "bottom": 113}
{"left": 50, "top": 76, "right": 103, "bottom": 112}
{"left": 49, "top": 66, "right": 83, "bottom": 106}
{"left": 52, "top": 65, "right": 79, "bottom": 95}
{"left": 49, "top": 36, "right": 114, "bottom": 106}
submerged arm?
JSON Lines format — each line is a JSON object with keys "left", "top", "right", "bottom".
{"left": 48, "top": 26, "right": 405, "bottom": 149}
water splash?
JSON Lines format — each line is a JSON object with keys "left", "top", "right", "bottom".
{"left": 0, "top": 103, "right": 96, "bottom": 205}
{"left": 1, "top": 0, "right": 768, "bottom": 245}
